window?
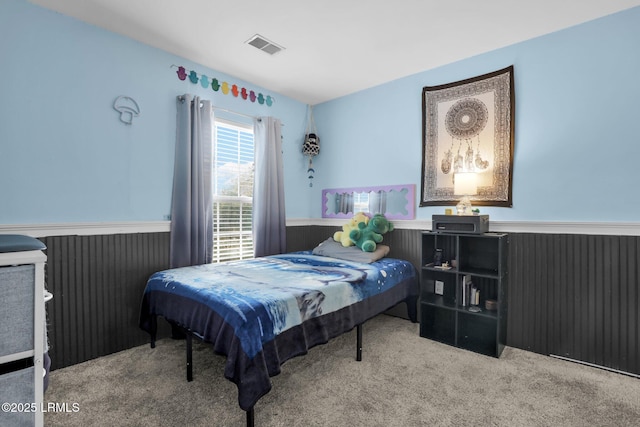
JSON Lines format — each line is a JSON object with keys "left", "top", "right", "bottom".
{"left": 212, "top": 120, "right": 254, "bottom": 262}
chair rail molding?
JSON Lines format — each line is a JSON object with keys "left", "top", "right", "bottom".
{"left": 286, "top": 218, "right": 640, "bottom": 236}
{"left": 0, "top": 221, "right": 171, "bottom": 237}
{"left": 1, "top": 219, "right": 638, "bottom": 237}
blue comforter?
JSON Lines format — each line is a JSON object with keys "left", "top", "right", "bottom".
{"left": 143, "top": 253, "right": 414, "bottom": 358}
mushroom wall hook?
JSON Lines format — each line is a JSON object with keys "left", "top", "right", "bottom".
{"left": 113, "top": 96, "right": 140, "bottom": 125}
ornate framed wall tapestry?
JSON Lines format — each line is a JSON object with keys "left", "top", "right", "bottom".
{"left": 420, "top": 65, "right": 515, "bottom": 207}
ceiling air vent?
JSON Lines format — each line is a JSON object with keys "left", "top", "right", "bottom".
{"left": 246, "top": 34, "right": 285, "bottom": 55}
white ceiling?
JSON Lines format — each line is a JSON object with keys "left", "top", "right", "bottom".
{"left": 29, "top": 0, "right": 640, "bottom": 105}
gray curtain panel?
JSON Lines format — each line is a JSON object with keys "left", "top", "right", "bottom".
{"left": 169, "top": 94, "right": 213, "bottom": 268}
{"left": 252, "top": 116, "right": 286, "bottom": 257}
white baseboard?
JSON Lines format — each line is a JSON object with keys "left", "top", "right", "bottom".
{"left": 1, "top": 219, "right": 639, "bottom": 237}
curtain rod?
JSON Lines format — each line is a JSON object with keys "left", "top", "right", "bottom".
{"left": 213, "top": 106, "right": 284, "bottom": 126}
{"left": 212, "top": 106, "right": 255, "bottom": 120}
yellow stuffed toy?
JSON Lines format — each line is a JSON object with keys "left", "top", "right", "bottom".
{"left": 333, "top": 212, "right": 369, "bottom": 247}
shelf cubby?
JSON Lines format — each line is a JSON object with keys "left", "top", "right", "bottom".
{"left": 419, "top": 231, "right": 508, "bottom": 358}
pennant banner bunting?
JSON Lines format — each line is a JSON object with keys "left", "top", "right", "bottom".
{"left": 172, "top": 65, "right": 274, "bottom": 107}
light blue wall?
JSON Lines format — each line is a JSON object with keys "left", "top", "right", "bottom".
{"left": 0, "top": 0, "right": 310, "bottom": 224}
{"left": 309, "top": 6, "right": 640, "bottom": 222}
{"left": 2, "top": 1, "right": 639, "bottom": 224}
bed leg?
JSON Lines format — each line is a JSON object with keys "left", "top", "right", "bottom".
{"left": 246, "top": 406, "right": 254, "bottom": 427}
{"left": 356, "top": 324, "right": 362, "bottom": 361}
{"left": 186, "top": 333, "right": 193, "bottom": 382}
{"left": 406, "top": 295, "right": 418, "bottom": 323}
{"left": 150, "top": 315, "right": 157, "bottom": 348}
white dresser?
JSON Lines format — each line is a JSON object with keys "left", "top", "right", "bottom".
{"left": 0, "top": 235, "right": 47, "bottom": 427}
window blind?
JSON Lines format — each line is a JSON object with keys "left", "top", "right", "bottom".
{"left": 212, "top": 121, "right": 254, "bottom": 262}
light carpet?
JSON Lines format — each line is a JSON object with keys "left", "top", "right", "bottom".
{"left": 44, "top": 314, "right": 640, "bottom": 426}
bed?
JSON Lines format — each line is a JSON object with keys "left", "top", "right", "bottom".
{"left": 139, "top": 239, "right": 417, "bottom": 426}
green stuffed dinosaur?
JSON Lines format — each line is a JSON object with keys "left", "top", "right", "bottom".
{"left": 349, "top": 213, "right": 394, "bottom": 252}
{"left": 333, "top": 212, "right": 370, "bottom": 247}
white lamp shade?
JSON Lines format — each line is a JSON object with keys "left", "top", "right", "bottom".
{"left": 454, "top": 172, "right": 478, "bottom": 196}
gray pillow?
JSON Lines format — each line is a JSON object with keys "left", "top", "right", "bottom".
{"left": 312, "top": 238, "right": 390, "bottom": 263}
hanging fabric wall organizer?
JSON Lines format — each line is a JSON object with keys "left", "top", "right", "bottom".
{"left": 171, "top": 65, "right": 275, "bottom": 107}
{"left": 302, "top": 105, "right": 320, "bottom": 187}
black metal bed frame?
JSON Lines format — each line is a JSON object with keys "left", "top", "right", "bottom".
{"left": 194, "top": 324, "right": 362, "bottom": 427}
{"left": 148, "top": 298, "right": 416, "bottom": 427}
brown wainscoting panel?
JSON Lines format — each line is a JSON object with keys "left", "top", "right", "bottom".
{"left": 289, "top": 226, "right": 640, "bottom": 376}
{"left": 40, "top": 226, "right": 640, "bottom": 376}
{"left": 507, "top": 233, "right": 639, "bottom": 376}
{"left": 380, "top": 228, "right": 422, "bottom": 268}
{"left": 41, "top": 233, "right": 171, "bottom": 370}
{"left": 286, "top": 226, "right": 423, "bottom": 320}
{"left": 286, "top": 226, "right": 422, "bottom": 267}
{"left": 376, "top": 228, "right": 422, "bottom": 319}
{"left": 285, "top": 225, "right": 337, "bottom": 253}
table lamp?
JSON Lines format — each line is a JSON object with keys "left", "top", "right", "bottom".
{"left": 454, "top": 172, "right": 478, "bottom": 215}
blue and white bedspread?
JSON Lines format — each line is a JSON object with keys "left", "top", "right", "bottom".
{"left": 142, "top": 253, "right": 414, "bottom": 358}
{"left": 139, "top": 252, "right": 417, "bottom": 411}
